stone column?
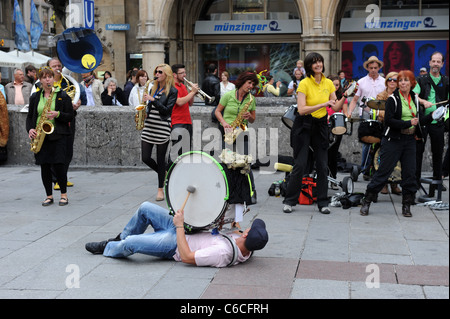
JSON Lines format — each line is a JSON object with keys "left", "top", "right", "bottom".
{"left": 137, "top": 0, "right": 169, "bottom": 72}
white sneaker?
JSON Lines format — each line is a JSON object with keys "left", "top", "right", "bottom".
{"left": 319, "top": 207, "right": 331, "bottom": 214}
{"left": 283, "top": 205, "right": 293, "bottom": 213}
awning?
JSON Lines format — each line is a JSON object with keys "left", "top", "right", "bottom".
{"left": 0, "top": 50, "right": 29, "bottom": 69}
{"left": 6, "top": 50, "right": 49, "bottom": 68}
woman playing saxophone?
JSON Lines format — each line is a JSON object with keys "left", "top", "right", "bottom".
{"left": 26, "top": 67, "right": 74, "bottom": 206}
{"left": 214, "top": 71, "right": 258, "bottom": 149}
{"left": 214, "top": 71, "right": 259, "bottom": 204}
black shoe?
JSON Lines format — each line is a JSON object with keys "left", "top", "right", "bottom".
{"left": 85, "top": 241, "right": 108, "bottom": 254}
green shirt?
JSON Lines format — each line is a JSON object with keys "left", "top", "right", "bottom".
{"left": 400, "top": 92, "right": 417, "bottom": 128}
{"left": 36, "top": 88, "right": 60, "bottom": 127}
{"left": 413, "top": 74, "right": 444, "bottom": 124}
{"left": 219, "top": 89, "right": 256, "bottom": 126}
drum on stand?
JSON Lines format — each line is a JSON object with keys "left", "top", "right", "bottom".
{"left": 165, "top": 151, "right": 231, "bottom": 232}
{"left": 329, "top": 112, "right": 347, "bottom": 135}
{"left": 358, "top": 120, "right": 383, "bottom": 144}
{"left": 282, "top": 104, "right": 298, "bottom": 129}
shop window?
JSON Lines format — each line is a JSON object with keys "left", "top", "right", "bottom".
{"left": 344, "top": 0, "right": 448, "bottom": 17}
{"left": 198, "top": 42, "right": 299, "bottom": 96}
{"left": 201, "top": 0, "right": 298, "bottom": 20}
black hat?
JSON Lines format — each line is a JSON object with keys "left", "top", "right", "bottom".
{"left": 245, "top": 219, "right": 268, "bottom": 251}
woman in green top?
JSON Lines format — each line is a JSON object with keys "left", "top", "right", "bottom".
{"left": 214, "top": 71, "right": 259, "bottom": 204}
{"left": 26, "top": 67, "right": 74, "bottom": 207}
{"left": 215, "top": 71, "right": 258, "bottom": 133}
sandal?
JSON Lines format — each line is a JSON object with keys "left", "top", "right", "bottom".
{"left": 59, "top": 198, "right": 69, "bottom": 206}
{"left": 42, "top": 198, "right": 54, "bottom": 207}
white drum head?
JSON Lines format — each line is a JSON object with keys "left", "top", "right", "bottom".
{"left": 165, "top": 152, "right": 229, "bottom": 229}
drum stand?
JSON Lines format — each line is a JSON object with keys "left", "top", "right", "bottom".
{"left": 419, "top": 177, "right": 444, "bottom": 202}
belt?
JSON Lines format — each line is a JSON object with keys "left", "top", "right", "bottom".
{"left": 400, "top": 127, "right": 416, "bottom": 135}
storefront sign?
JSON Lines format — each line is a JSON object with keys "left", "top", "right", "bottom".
{"left": 195, "top": 20, "right": 301, "bottom": 35}
{"left": 341, "top": 16, "right": 448, "bottom": 32}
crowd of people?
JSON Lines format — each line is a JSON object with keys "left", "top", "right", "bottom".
{"left": 1, "top": 48, "right": 448, "bottom": 268}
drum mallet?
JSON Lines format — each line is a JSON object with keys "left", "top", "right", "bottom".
{"left": 180, "top": 185, "right": 196, "bottom": 211}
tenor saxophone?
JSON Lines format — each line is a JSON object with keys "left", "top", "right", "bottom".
{"left": 30, "top": 88, "right": 56, "bottom": 154}
{"left": 224, "top": 94, "right": 254, "bottom": 145}
{"left": 135, "top": 79, "right": 153, "bottom": 130}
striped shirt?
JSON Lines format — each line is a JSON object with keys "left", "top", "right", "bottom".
{"left": 141, "top": 93, "right": 171, "bottom": 144}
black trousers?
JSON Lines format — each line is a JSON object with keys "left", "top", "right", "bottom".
{"left": 416, "top": 122, "right": 445, "bottom": 182}
{"left": 168, "top": 123, "right": 192, "bottom": 166}
{"left": 141, "top": 140, "right": 169, "bottom": 188}
{"left": 283, "top": 115, "right": 329, "bottom": 208}
{"left": 367, "top": 135, "right": 417, "bottom": 195}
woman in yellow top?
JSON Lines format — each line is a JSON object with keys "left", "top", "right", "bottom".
{"left": 283, "top": 52, "right": 342, "bottom": 214}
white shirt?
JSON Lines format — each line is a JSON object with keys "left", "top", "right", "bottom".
{"left": 85, "top": 85, "right": 95, "bottom": 106}
{"left": 220, "top": 81, "right": 235, "bottom": 97}
{"left": 128, "top": 83, "right": 153, "bottom": 107}
{"left": 173, "top": 232, "right": 250, "bottom": 268}
{"left": 355, "top": 74, "right": 386, "bottom": 116}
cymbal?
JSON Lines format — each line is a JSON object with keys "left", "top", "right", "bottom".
{"left": 367, "top": 100, "right": 386, "bottom": 110}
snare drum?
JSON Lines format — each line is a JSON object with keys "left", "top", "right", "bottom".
{"left": 358, "top": 120, "right": 383, "bottom": 144}
{"left": 329, "top": 112, "right": 347, "bottom": 135}
{"left": 282, "top": 104, "right": 298, "bottom": 129}
{"left": 165, "top": 151, "right": 229, "bottom": 232}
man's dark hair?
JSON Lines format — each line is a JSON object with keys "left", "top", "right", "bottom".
{"left": 172, "top": 64, "right": 185, "bottom": 74}
{"left": 207, "top": 63, "right": 217, "bottom": 74}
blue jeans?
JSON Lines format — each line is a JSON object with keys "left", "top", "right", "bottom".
{"left": 103, "top": 202, "right": 178, "bottom": 259}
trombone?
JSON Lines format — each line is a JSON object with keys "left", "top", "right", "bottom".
{"left": 183, "top": 77, "right": 215, "bottom": 104}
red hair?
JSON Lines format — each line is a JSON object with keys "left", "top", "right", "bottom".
{"left": 397, "top": 70, "right": 416, "bottom": 88}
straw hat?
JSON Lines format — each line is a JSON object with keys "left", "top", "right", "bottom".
{"left": 363, "top": 56, "right": 384, "bottom": 70}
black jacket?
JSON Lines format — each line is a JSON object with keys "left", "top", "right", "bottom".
{"left": 26, "top": 90, "right": 74, "bottom": 136}
{"left": 101, "top": 87, "right": 127, "bottom": 106}
{"left": 384, "top": 89, "right": 432, "bottom": 140}
{"left": 147, "top": 86, "right": 178, "bottom": 120}
{"left": 201, "top": 74, "right": 220, "bottom": 106}
{"left": 416, "top": 73, "right": 449, "bottom": 104}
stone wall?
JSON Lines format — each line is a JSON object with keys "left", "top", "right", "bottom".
{"left": 3, "top": 97, "right": 438, "bottom": 171}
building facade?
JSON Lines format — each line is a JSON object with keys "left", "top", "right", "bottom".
{"left": 1, "top": 0, "right": 448, "bottom": 88}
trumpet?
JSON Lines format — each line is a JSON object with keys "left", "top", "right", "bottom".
{"left": 183, "top": 77, "right": 215, "bottom": 104}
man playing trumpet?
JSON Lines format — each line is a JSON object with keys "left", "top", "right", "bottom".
{"left": 169, "top": 64, "right": 199, "bottom": 164}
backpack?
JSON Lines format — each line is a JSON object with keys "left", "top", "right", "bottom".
{"left": 298, "top": 177, "right": 317, "bottom": 205}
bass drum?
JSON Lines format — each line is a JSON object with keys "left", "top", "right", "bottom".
{"left": 165, "top": 151, "right": 230, "bottom": 232}
{"left": 373, "top": 147, "right": 402, "bottom": 183}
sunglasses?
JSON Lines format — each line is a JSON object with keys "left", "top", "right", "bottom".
{"left": 387, "top": 78, "right": 397, "bottom": 82}
{"left": 155, "top": 70, "right": 164, "bottom": 74}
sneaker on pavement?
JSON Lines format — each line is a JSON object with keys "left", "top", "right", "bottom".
{"left": 283, "top": 205, "right": 293, "bottom": 213}
{"left": 319, "top": 207, "right": 331, "bottom": 214}
{"left": 85, "top": 241, "right": 108, "bottom": 254}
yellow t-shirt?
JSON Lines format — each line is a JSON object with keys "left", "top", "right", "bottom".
{"left": 297, "top": 74, "right": 335, "bottom": 119}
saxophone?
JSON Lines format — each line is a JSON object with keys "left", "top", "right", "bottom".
{"left": 135, "top": 80, "right": 153, "bottom": 130}
{"left": 30, "top": 88, "right": 55, "bottom": 154}
{"left": 224, "top": 94, "right": 254, "bottom": 145}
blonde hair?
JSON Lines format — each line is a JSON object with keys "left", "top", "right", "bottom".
{"left": 385, "top": 71, "right": 399, "bottom": 86}
{"left": 150, "top": 64, "right": 174, "bottom": 96}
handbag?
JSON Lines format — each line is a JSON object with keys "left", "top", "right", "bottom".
{"left": 298, "top": 176, "right": 317, "bottom": 205}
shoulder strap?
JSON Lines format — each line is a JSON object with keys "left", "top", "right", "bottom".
{"left": 221, "top": 233, "right": 239, "bottom": 267}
